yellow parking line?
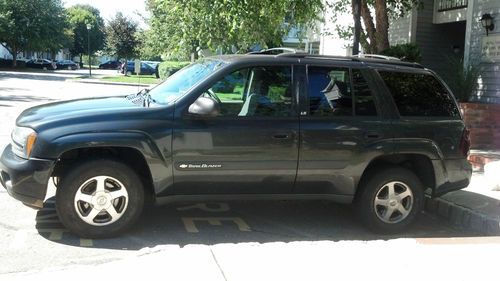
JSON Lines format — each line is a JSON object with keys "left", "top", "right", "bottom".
{"left": 80, "top": 239, "right": 93, "bottom": 247}
{"left": 181, "top": 217, "right": 251, "bottom": 233}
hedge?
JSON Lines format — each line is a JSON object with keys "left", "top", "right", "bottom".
{"left": 158, "top": 61, "right": 190, "bottom": 80}
{"left": 0, "top": 59, "right": 27, "bottom": 68}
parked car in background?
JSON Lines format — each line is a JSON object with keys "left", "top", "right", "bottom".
{"left": 26, "top": 59, "right": 57, "bottom": 70}
{"left": 143, "top": 61, "right": 161, "bottom": 78}
{"left": 99, "top": 60, "right": 121, "bottom": 70}
{"left": 56, "top": 60, "right": 79, "bottom": 70}
{"left": 120, "top": 61, "right": 157, "bottom": 76}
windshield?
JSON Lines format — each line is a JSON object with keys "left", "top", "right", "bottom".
{"left": 149, "top": 59, "right": 226, "bottom": 105}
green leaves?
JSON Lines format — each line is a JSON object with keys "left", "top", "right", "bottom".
{"left": 146, "top": 0, "right": 324, "bottom": 59}
{"left": 105, "top": 12, "right": 139, "bottom": 60}
{"left": 0, "top": 0, "right": 68, "bottom": 59}
{"left": 66, "top": 5, "right": 105, "bottom": 57}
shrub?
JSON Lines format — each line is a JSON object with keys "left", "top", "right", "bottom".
{"left": 441, "top": 56, "right": 481, "bottom": 102}
{"left": 158, "top": 61, "right": 190, "bottom": 80}
{"left": 380, "top": 43, "right": 422, "bottom": 62}
{"left": 0, "top": 58, "right": 27, "bottom": 68}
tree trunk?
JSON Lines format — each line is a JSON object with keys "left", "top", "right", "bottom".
{"left": 374, "top": 0, "right": 390, "bottom": 53}
{"left": 12, "top": 44, "right": 18, "bottom": 68}
{"left": 79, "top": 53, "right": 83, "bottom": 68}
{"left": 351, "top": 0, "right": 362, "bottom": 55}
{"left": 359, "top": 30, "right": 372, "bottom": 53}
{"left": 360, "top": 0, "right": 377, "bottom": 53}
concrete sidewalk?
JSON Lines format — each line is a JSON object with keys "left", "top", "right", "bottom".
{"left": 426, "top": 151, "right": 500, "bottom": 235}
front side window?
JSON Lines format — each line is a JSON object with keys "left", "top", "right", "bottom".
{"left": 307, "top": 66, "right": 353, "bottom": 116}
{"left": 379, "top": 71, "right": 460, "bottom": 117}
{"left": 205, "top": 65, "right": 293, "bottom": 117}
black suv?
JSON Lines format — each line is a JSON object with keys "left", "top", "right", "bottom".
{"left": 0, "top": 51, "right": 472, "bottom": 238}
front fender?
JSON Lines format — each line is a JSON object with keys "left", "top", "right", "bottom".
{"left": 35, "top": 131, "right": 172, "bottom": 196}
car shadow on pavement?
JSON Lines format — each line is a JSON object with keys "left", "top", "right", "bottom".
{"left": 0, "top": 72, "right": 69, "bottom": 82}
{"left": 34, "top": 197, "right": 481, "bottom": 250}
{"left": 0, "top": 94, "right": 55, "bottom": 105}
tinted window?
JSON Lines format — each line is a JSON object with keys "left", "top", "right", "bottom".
{"left": 307, "top": 66, "right": 353, "bottom": 116}
{"left": 208, "top": 66, "right": 293, "bottom": 117}
{"left": 379, "top": 71, "right": 459, "bottom": 117}
{"left": 352, "top": 69, "right": 377, "bottom": 116}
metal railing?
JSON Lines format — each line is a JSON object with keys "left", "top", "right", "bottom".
{"left": 437, "top": 0, "right": 468, "bottom": 12}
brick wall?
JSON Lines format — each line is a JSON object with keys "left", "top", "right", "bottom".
{"left": 460, "top": 103, "right": 500, "bottom": 149}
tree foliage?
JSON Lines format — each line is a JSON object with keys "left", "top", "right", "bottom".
{"left": 146, "top": 0, "right": 324, "bottom": 59}
{"left": 327, "top": 0, "right": 421, "bottom": 53}
{"left": 105, "top": 12, "right": 139, "bottom": 60}
{"left": 0, "top": 0, "right": 68, "bottom": 66}
{"left": 66, "top": 4, "right": 105, "bottom": 60}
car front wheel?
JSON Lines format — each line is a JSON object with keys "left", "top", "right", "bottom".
{"left": 356, "top": 167, "right": 424, "bottom": 233}
{"left": 56, "top": 159, "right": 144, "bottom": 238}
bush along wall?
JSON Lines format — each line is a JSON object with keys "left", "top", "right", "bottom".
{"left": 380, "top": 43, "right": 421, "bottom": 63}
{"left": 158, "top": 61, "right": 190, "bottom": 80}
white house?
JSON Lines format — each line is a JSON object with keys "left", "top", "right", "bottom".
{"left": 0, "top": 44, "right": 12, "bottom": 59}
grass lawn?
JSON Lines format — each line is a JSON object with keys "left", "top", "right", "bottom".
{"left": 101, "top": 75, "right": 160, "bottom": 85}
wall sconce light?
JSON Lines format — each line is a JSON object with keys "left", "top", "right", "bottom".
{"left": 480, "top": 14, "right": 494, "bottom": 36}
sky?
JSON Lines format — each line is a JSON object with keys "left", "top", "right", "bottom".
{"left": 62, "top": 0, "right": 148, "bottom": 26}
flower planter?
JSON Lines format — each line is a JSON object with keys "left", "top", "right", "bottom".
{"left": 459, "top": 102, "right": 500, "bottom": 150}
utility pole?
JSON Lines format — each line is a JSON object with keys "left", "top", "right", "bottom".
{"left": 86, "top": 23, "right": 92, "bottom": 77}
{"left": 352, "top": 0, "right": 361, "bottom": 55}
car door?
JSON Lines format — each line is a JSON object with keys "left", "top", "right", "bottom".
{"left": 172, "top": 64, "right": 299, "bottom": 195}
{"left": 295, "top": 64, "right": 393, "bottom": 198}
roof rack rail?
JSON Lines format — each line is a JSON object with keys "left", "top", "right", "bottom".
{"left": 248, "top": 49, "right": 425, "bottom": 69}
{"left": 247, "top": 48, "right": 307, "bottom": 55}
{"left": 353, "top": 54, "right": 400, "bottom": 61}
{"left": 277, "top": 53, "right": 361, "bottom": 61}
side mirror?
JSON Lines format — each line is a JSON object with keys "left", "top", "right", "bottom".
{"left": 188, "top": 96, "right": 220, "bottom": 117}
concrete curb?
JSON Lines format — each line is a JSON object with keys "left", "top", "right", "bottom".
{"left": 425, "top": 196, "right": 500, "bottom": 235}
{"left": 70, "top": 79, "right": 152, "bottom": 87}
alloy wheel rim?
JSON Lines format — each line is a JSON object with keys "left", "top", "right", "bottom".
{"left": 73, "top": 176, "right": 129, "bottom": 226}
{"left": 373, "top": 181, "right": 413, "bottom": 224}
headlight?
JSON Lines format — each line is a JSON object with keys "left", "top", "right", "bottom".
{"left": 11, "top": 126, "right": 37, "bottom": 159}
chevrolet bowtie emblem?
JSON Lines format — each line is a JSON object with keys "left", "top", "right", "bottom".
{"left": 179, "top": 164, "right": 188, "bottom": 168}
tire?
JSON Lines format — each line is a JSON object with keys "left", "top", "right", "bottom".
{"left": 356, "top": 167, "right": 424, "bottom": 234}
{"left": 126, "top": 70, "right": 132, "bottom": 76}
{"left": 56, "top": 159, "right": 145, "bottom": 238}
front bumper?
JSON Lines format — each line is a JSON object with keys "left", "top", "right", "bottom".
{"left": 0, "top": 144, "right": 54, "bottom": 208}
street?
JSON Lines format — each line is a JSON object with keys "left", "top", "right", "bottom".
{"left": 0, "top": 70, "right": 498, "bottom": 280}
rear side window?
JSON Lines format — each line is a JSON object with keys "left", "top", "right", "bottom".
{"left": 352, "top": 69, "right": 377, "bottom": 116}
{"left": 307, "top": 66, "right": 353, "bottom": 116}
{"left": 379, "top": 71, "right": 459, "bottom": 117}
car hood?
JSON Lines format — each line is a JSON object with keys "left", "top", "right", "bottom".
{"left": 16, "top": 96, "right": 146, "bottom": 128}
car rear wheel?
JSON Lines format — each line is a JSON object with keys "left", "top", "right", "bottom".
{"left": 126, "top": 70, "right": 132, "bottom": 76}
{"left": 56, "top": 159, "right": 144, "bottom": 238}
{"left": 356, "top": 167, "right": 424, "bottom": 233}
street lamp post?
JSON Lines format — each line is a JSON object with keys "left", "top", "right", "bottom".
{"left": 86, "top": 23, "right": 92, "bottom": 77}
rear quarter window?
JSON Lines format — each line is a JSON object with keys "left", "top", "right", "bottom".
{"left": 378, "top": 71, "right": 460, "bottom": 117}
